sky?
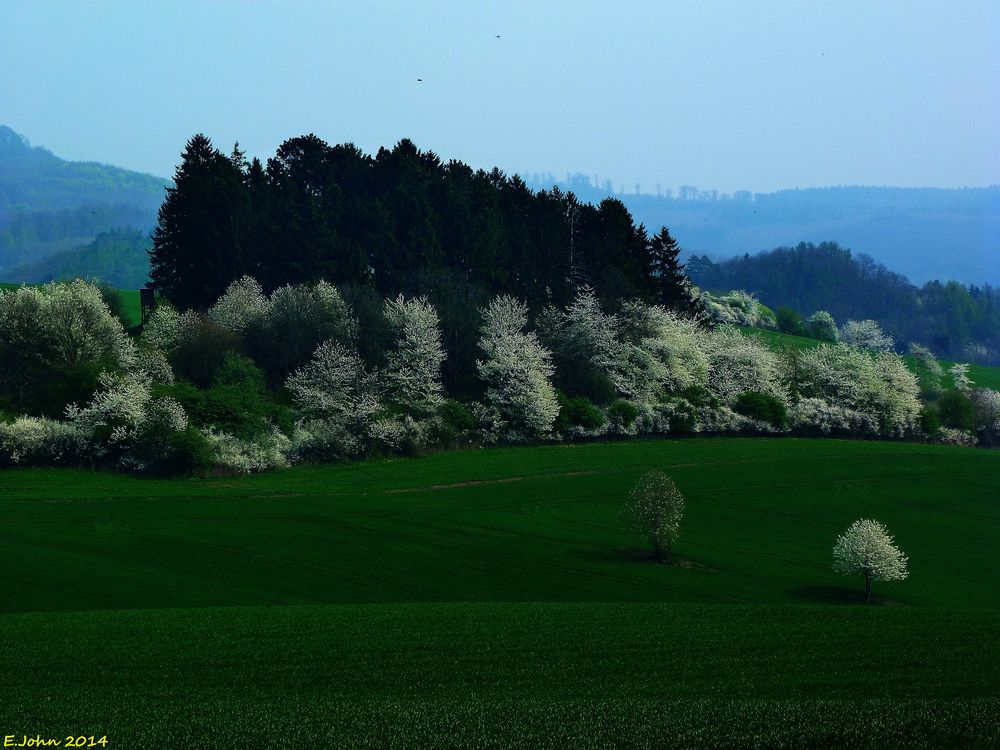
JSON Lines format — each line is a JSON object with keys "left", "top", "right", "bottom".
{"left": 1, "top": 0, "right": 998, "bottom": 194}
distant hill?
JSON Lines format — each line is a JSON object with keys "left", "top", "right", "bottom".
{"left": 523, "top": 174, "right": 1000, "bottom": 286}
{"left": 2, "top": 228, "right": 151, "bottom": 289}
{"left": 0, "top": 125, "right": 167, "bottom": 275}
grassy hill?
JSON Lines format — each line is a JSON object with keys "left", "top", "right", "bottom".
{"left": 1, "top": 438, "right": 998, "bottom": 746}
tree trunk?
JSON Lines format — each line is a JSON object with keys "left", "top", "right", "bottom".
{"left": 865, "top": 571, "right": 872, "bottom": 602}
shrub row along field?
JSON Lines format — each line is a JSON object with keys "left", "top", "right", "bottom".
{"left": 1, "top": 438, "right": 998, "bottom": 745}
{"left": 741, "top": 325, "right": 1000, "bottom": 391}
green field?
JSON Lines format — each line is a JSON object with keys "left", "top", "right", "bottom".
{"left": 1, "top": 438, "right": 998, "bottom": 746}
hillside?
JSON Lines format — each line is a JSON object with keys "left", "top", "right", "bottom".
{"left": 690, "top": 242, "right": 1000, "bottom": 363}
{"left": 1, "top": 438, "right": 998, "bottom": 745}
{"left": 524, "top": 175, "right": 1000, "bottom": 287}
{"left": 0, "top": 125, "right": 167, "bottom": 273}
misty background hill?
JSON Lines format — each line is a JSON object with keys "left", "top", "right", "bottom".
{"left": 0, "top": 125, "right": 167, "bottom": 286}
{"left": 524, "top": 173, "right": 1000, "bottom": 287}
{"left": 0, "top": 126, "right": 997, "bottom": 293}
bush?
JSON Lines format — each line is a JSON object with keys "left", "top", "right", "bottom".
{"left": 203, "top": 426, "right": 292, "bottom": 474}
{"left": 776, "top": 306, "right": 806, "bottom": 337}
{"left": 0, "top": 416, "right": 90, "bottom": 467}
{"left": 439, "top": 399, "right": 478, "bottom": 433}
{"left": 807, "top": 311, "right": 838, "bottom": 342}
{"left": 168, "top": 315, "right": 242, "bottom": 388}
{"left": 607, "top": 399, "right": 640, "bottom": 429}
{"left": 918, "top": 404, "right": 941, "bottom": 438}
{"left": 732, "top": 391, "right": 788, "bottom": 429}
{"left": 937, "top": 390, "right": 976, "bottom": 432}
{"left": 840, "top": 319, "right": 894, "bottom": 352}
{"left": 555, "top": 393, "right": 606, "bottom": 435}
{"left": 158, "top": 425, "right": 214, "bottom": 476}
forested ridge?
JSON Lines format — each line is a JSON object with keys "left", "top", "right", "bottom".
{"left": 688, "top": 242, "right": 1000, "bottom": 364}
{"left": 0, "top": 126, "right": 165, "bottom": 271}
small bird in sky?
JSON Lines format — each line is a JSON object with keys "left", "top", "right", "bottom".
{"left": 417, "top": 78, "right": 422, "bottom": 82}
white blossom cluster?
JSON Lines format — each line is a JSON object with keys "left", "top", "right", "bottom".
{"left": 383, "top": 295, "right": 446, "bottom": 416}
{"left": 203, "top": 426, "right": 291, "bottom": 473}
{"left": 0, "top": 280, "right": 133, "bottom": 374}
{"left": 476, "top": 295, "right": 560, "bottom": 442}
{"left": 840, "top": 319, "right": 895, "bottom": 352}
{"left": 66, "top": 370, "right": 188, "bottom": 470}
{"left": 794, "top": 344, "right": 920, "bottom": 436}
{"left": 833, "top": 519, "right": 908, "bottom": 599}
{"left": 700, "top": 290, "right": 776, "bottom": 329}
{"left": 285, "top": 339, "right": 382, "bottom": 459}
{"left": 0, "top": 416, "right": 89, "bottom": 466}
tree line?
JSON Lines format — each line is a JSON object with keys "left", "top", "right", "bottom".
{"left": 149, "top": 134, "right": 698, "bottom": 316}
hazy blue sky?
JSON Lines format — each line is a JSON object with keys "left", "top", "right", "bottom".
{"left": 1, "top": 0, "right": 997, "bottom": 193}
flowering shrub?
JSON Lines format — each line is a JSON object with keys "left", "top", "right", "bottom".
{"left": 949, "top": 363, "right": 972, "bottom": 392}
{"left": 476, "top": 295, "right": 559, "bottom": 442}
{"left": 789, "top": 397, "right": 880, "bottom": 437}
{"left": 0, "top": 281, "right": 133, "bottom": 411}
{"left": 383, "top": 295, "right": 446, "bottom": 416}
{"left": 66, "top": 370, "right": 191, "bottom": 472}
{"left": 935, "top": 427, "right": 978, "bottom": 447}
{"left": 0, "top": 416, "right": 90, "bottom": 467}
{"left": 286, "top": 339, "right": 382, "bottom": 459}
{"left": 701, "top": 290, "right": 774, "bottom": 328}
{"left": 796, "top": 344, "right": 920, "bottom": 436}
{"left": 840, "top": 319, "right": 895, "bottom": 352}
{"left": 704, "top": 326, "right": 786, "bottom": 405}
{"left": 203, "top": 426, "right": 291, "bottom": 473}
{"left": 617, "top": 301, "right": 709, "bottom": 399}
{"left": 970, "top": 388, "right": 1000, "bottom": 445}
{"left": 208, "top": 276, "right": 270, "bottom": 335}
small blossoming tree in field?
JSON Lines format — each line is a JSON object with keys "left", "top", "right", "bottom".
{"left": 622, "top": 470, "right": 685, "bottom": 562}
{"left": 833, "top": 519, "right": 908, "bottom": 602}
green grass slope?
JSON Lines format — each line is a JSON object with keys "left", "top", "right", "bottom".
{"left": 1, "top": 438, "right": 999, "bottom": 746}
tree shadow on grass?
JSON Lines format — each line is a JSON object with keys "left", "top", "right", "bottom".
{"left": 787, "top": 585, "right": 898, "bottom": 605}
{"left": 573, "top": 547, "right": 720, "bottom": 571}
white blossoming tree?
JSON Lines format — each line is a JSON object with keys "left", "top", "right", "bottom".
{"left": 833, "top": 519, "right": 908, "bottom": 602}
{"left": 616, "top": 301, "right": 709, "bottom": 401}
{"left": 383, "top": 295, "right": 446, "bottom": 416}
{"left": 949, "top": 363, "right": 973, "bottom": 393}
{"left": 254, "top": 281, "right": 358, "bottom": 381}
{"left": 208, "top": 275, "right": 271, "bottom": 336}
{"left": 285, "top": 339, "right": 381, "bottom": 458}
{"left": 66, "top": 370, "right": 189, "bottom": 471}
{"left": 796, "top": 344, "right": 920, "bottom": 436}
{"left": 840, "top": 319, "right": 895, "bottom": 352}
{"left": 476, "top": 295, "right": 559, "bottom": 441}
{"left": 539, "top": 286, "right": 621, "bottom": 400}
{"left": 0, "top": 280, "right": 134, "bottom": 410}
{"left": 622, "top": 470, "right": 685, "bottom": 562}
{"left": 704, "top": 326, "right": 785, "bottom": 405}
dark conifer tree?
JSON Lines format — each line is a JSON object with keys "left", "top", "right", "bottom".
{"left": 149, "top": 134, "right": 249, "bottom": 308}
{"left": 649, "top": 226, "right": 701, "bottom": 315}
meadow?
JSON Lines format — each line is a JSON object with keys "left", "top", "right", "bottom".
{"left": 1, "top": 437, "right": 998, "bottom": 746}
